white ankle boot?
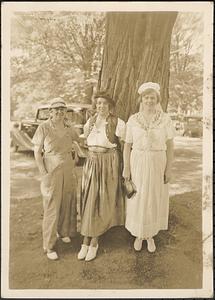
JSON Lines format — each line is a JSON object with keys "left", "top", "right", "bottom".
{"left": 78, "top": 244, "right": 89, "bottom": 260}
{"left": 134, "top": 238, "right": 143, "bottom": 251}
{"left": 147, "top": 238, "right": 156, "bottom": 252}
{"left": 46, "top": 250, "right": 58, "bottom": 260}
{"left": 85, "top": 244, "right": 98, "bottom": 261}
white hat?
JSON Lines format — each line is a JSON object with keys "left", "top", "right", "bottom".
{"left": 138, "top": 82, "right": 160, "bottom": 95}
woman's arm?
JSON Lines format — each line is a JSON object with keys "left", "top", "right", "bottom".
{"left": 122, "top": 142, "right": 132, "bottom": 180}
{"left": 115, "top": 118, "right": 126, "bottom": 152}
{"left": 83, "top": 119, "right": 90, "bottom": 138}
{"left": 164, "top": 139, "right": 174, "bottom": 183}
{"left": 34, "top": 145, "right": 47, "bottom": 176}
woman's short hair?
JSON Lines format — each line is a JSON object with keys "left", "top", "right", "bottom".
{"left": 94, "top": 91, "right": 115, "bottom": 108}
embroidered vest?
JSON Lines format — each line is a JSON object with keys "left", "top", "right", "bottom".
{"left": 86, "top": 113, "right": 119, "bottom": 145}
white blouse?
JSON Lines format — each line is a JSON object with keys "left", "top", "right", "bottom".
{"left": 83, "top": 117, "right": 125, "bottom": 148}
{"left": 125, "top": 112, "right": 176, "bottom": 151}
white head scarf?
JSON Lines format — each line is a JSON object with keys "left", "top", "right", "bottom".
{"left": 138, "top": 82, "right": 160, "bottom": 95}
{"left": 138, "top": 82, "right": 163, "bottom": 113}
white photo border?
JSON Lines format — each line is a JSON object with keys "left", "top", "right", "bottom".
{"left": 1, "top": 1, "right": 213, "bottom": 298}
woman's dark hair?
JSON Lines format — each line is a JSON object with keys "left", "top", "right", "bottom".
{"left": 94, "top": 91, "right": 115, "bottom": 108}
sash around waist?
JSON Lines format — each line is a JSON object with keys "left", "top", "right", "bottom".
{"left": 88, "top": 146, "right": 117, "bottom": 153}
{"left": 132, "top": 148, "right": 166, "bottom": 152}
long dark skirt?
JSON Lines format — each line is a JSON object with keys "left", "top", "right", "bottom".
{"left": 80, "top": 149, "right": 125, "bottom": 237}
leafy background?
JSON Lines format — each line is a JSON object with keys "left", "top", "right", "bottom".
{"left": 10, "top": 12, "right": 203, "bottom": 119}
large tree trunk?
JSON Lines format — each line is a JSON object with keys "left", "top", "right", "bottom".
{"left": 97, "top": 12, "right": 177, "bottom": 120}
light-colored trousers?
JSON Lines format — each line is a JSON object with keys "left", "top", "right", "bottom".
{"left": 41, "top": 153, "right": 77, "bottom": 250}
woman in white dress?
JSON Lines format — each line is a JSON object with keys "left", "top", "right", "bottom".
{"left": 122, "top": 82, "right": 175, "bottom": 252}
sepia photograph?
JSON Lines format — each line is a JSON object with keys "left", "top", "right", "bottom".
{"left": 1, "top": 1, "right": 213, "bottom": 298}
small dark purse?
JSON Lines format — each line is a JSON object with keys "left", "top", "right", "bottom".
{"left": 122, "top": 179, "right": 137, "bottom": 199}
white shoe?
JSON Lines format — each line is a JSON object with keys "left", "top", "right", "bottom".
{"left": 61, "top": 237, "right": 71, "bottom": 243}
{"left": 134, "top": 238, "right": 143, "bottom": 251}
{"left": 147, "top": 238, "right": 156, "bottom": 253}
{"left": 85, "top": 244, "right": 98, "bottom": 261}
{"left": 46, "top": 250, "right": 58, "bottom": 260}
{"left": 78, "top": 244, "right": 89, "bottom": 260}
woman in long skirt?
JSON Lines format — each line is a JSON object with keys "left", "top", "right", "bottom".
{"left": 78, "top": 92, "right": 125, "bottom": 261}
{"left": 123, "top": 82, "right": 175, "bottom": 252}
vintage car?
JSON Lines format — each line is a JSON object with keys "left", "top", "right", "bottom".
{"left": 10, "top": 103, "right": 93, "bottom": 156}
{"left": 170, "top": 114, "right": 185, "bottom": 136}
{"left": 183, "top": 115, "right": 203, "bottom": 137}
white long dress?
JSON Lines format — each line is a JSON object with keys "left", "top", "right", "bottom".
{"left": 125, "top": 110, "right": 176, "bottom": 239}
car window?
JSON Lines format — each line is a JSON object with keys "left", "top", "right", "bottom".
{"left": 37, "top": 107, "right": 88, "bottom": 124}
{"left": 66, "top": 110, "right": 86, "bottom": 125}
{"left": 37, "top": 108, "right": 50, "bottom": 120}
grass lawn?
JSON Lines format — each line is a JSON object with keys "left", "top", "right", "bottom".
{"left": 8, "top": 137, "right": 202, "bottom": 289}
{"left": 9, "top": 190, "right": 202, "bottom": 289}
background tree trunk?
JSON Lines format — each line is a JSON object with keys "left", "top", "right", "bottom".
{"left": 97, "top": 12, "right": 177, "bottom": 120}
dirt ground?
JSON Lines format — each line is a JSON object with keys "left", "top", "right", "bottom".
{"left": 9, "top": 137, "right": 202, "bottom": 289}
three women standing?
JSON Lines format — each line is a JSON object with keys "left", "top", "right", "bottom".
{"left": 123, "top": 82, "right": 175, "bottom": 252}
{"left": 78, "top": 92, "right": 125, "bottom": 261}
{"left": 33, "top": 82, "right": 175, "bottom": 261}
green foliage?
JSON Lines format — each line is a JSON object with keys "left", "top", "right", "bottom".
{"left": 11, "top": 12, "right": 105, "bottom": 119}
{"left": 169, "top": 13, "right": 203, "bottom": 116}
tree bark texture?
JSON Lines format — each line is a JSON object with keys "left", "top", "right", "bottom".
{"left": 97, "top": 12, "right": 177, "bottom": 120}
